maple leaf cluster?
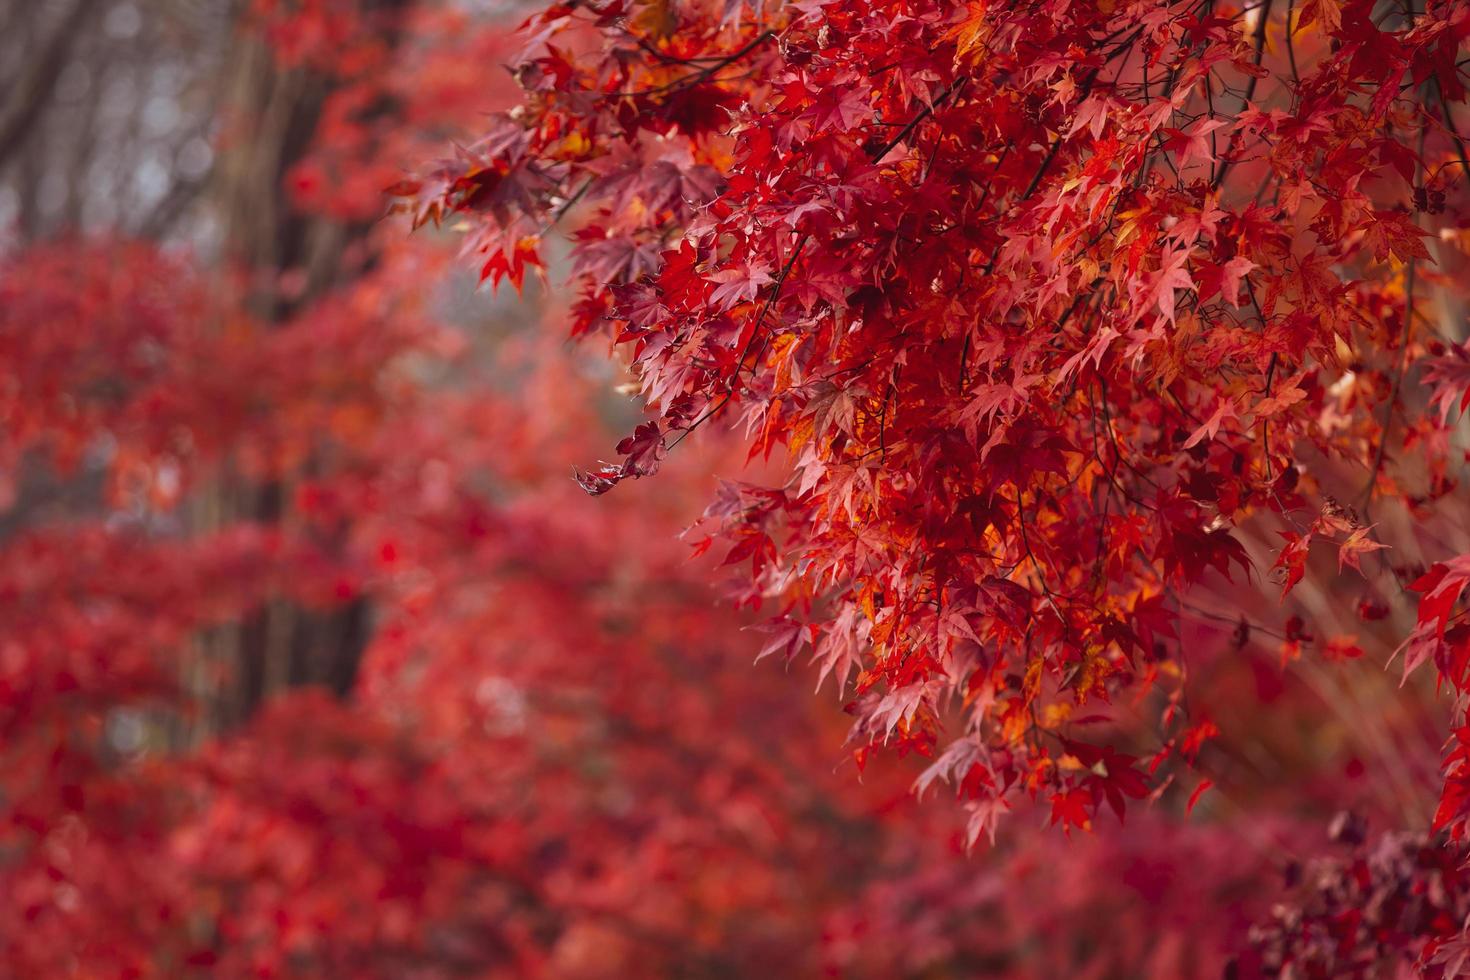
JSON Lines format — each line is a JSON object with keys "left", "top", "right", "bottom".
{"left": 411, "top": 0, "right": 1470, "bottom": 849}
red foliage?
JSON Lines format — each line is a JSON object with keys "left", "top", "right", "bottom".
{"left": 412, "top": 0, "right": 1470, "bottom": 871}
{"left": 0, "top": 238, "right": 1277, "bottom": 978}
{"left": 7, "top": 0, "right": 1470, "bottom": 976}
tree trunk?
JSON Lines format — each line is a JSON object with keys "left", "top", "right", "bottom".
{"left": 199, "top": 0, "right": 412, "bottom": 730}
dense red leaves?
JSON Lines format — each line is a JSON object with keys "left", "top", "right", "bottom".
{"left": 1249, "top": 817, "right": 1470, "bottom": 978}
{"left": 0, "top": 235, "right": 1290, "bottom": 979}
{"left": 413, "top": 0, "right": 1470, "bottom": 852}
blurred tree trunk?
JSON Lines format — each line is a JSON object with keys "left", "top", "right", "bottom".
{"left": 200, "top": 0, "right": 412, "bottom": 730}
{"left": 0, "top": 0, "right": 100, "bottom": 173}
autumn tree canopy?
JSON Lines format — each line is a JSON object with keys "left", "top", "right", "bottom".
{"left": 412, "top": 0, "right": 1470, "bottom": 843}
